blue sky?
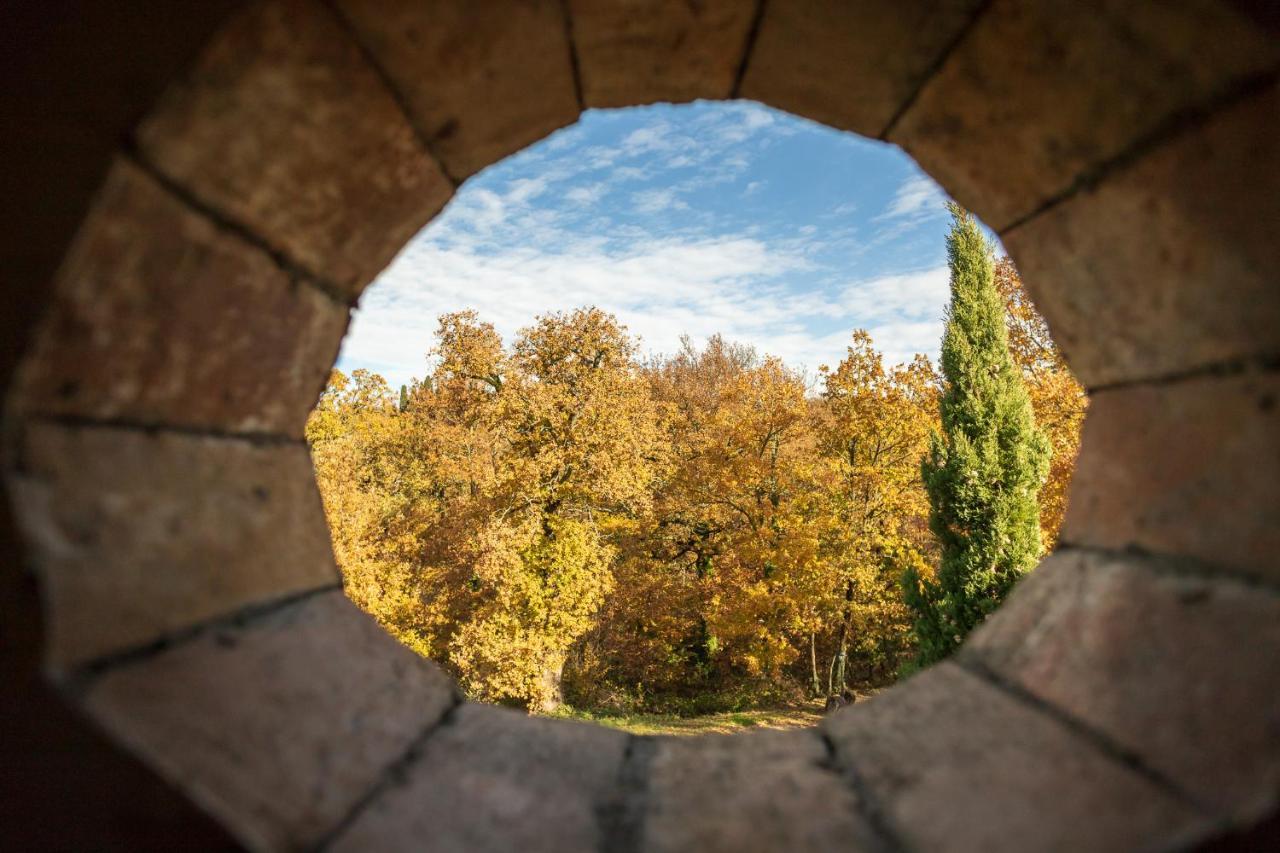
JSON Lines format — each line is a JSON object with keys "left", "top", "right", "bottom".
{"left": 337, "top": 100, "right": 980, "bottom": 390}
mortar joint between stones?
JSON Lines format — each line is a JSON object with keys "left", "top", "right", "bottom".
{"left": 309, "top": 690, "right": 466, "bottom": 852}
{"left": 730, "top": 0, "right": 768, "bottom": 100}
{"left": 878, "top": 0, "right": 994, "bottom": 141}
{"left": 317, "top": 0, "right": 462, "bottom": 189}
{"left": 998, "top": 64, "right": 1280, "bottom": 236}
{"left": 952, "top": 657, "right": 1218, "bottom": 818}
{"left": 59, "top": 581, "right": 344, "bottom": 698}
{"left": 816, "top": 726, "right": 909, "bottom": 853}
{"left": 1052, "top": 542, "right": 1280, "bottom": 598}
{"left": 596, "top": 734, "right": 657, "bottom": 853}
{"left": 121, "top": 139, "right": 358, "bottom": 309}
{"left": 559, "top": 0, "right": 586, "bottom": 112}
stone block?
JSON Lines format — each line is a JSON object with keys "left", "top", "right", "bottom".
{"left": 330, "top": 703, "right": 627, "bottom": 852}
{"left": 135, "top": 0, "right": 452, "bottom": 297}
{"left": 891, "top": 0, "right": 1277, "bottom": 230}
{"left": 83, "top": 590, "right": 458, "bottom": 850}
{"left": 1061, "top": 371, "right": 1280, "bottom": 581}
{"left": 334, "top": 0, "right": 580, "bottom": 181}
{"left": 569, "top": 0, "right": 757, "bottom": 107}
{"left": 12, "top": 158, "right": 347, "bottom": 438}
{"left": 8, "top": 422, "right": 339, "bottom": 670}
{"left": 740, "top": 0, "right": 983, "bottom": 137}
{"left": 1004, "top": 84, "right": 1280, "bottom": 387}
{"left": 965, "top": 549, "right": 1280, "bottom": 821}
{"left": 644, "top": 729, "right": 880, "bottom": 852}
{"left": 822, "top": 662, "right": 1206, "bottom": 850}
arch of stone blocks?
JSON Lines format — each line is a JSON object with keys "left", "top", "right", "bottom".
{"left": 2, "top": 1, "right": 1278, "bottom": 849}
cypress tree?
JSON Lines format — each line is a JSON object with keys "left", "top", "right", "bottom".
{"left": 399, "top": 384, "right": 410, "bottom": 412}
{"left": 903, "top": 204, "right": 1050, "bottom": 666}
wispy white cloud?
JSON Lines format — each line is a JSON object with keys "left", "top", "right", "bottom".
{"left": 342, "top": 233, "right": 820, "bottom": 388}
{"left": 880, "top": 174, "right": 945, "bottom": 220}
{"left": 837, "top": 267, "right": 950, "bottom": 367}
{"left": 341, "top": 228, "right": 949, "bottom": 390}
{"left": 631, "top": 188, "right": 688, "bottom": 214}
{"left": 871, "top": 172, "right": 950, "bottom": 245}
{"left": 836, "top": 172, "right": 947, "bottom": 259}
{"left": 565, "top": 183, "right": 608, "bottom": 206}
{"left": 618, "top": 122, "right": 687, "bottom": 156}
{"left": 335, "top": 102, "right": 957, "bottom": 391}
{"left": 713, "top": 107, "right": 774, "bottom": 144}
{"left": 839, "top": 267, "right": 949, "bottom": 322}
{"left": 505, "top": 176, "right": 549, "bottom": 204}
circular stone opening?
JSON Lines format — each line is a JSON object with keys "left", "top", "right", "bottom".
{"left": 3, "top": 1, "right": 1277, "bottom": 850}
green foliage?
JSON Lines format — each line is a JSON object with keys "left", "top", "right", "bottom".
{"left": 906, "top": 205, "right": 1051, "bottom": 665}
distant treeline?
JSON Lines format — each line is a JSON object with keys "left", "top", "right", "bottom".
{"left": 308, "top": 253, "right": 1083, "bottom": 714}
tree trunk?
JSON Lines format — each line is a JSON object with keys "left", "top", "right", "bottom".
{"left": 833, "top": 644, "right": 847, "bottom": 695}
{"left": 832, "top": 579, "right": 855, "bottom": 693}
{"left": 535, "top": 654, "right": 565, "bottom": 713}
{"left": 809, "top": 631, "right": 821, "bottom": 697}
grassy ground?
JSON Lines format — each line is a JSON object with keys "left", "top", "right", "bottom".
{"left": 549, "top": 701, "right": 826, "bottom": 736}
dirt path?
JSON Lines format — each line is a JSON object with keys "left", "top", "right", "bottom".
{"left": 550, "top": 702, "right": 826, "bottom": 736}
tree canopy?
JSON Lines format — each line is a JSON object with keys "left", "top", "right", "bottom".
{"left": 307, "top": 254, "right": 1081, "bottom": 711}
{"left": 904, "top": 206, "right": 1053, "bottom": 666}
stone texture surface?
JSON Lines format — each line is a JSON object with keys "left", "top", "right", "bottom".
{"left": 740, "top": 0, "right": 982, "bottom": 137}
{"left": 135, "top": 0, "right": 452, "bottom": 297}
{"left": 569, "top": 0, "right": 757, "bottom": 107}
{"left": 335, "top": 0, "right": 580, "bottom": 182}
{"left": 8, "top": 422, "right": 339, "bottom": 670}
{"left": 891, "top": 0, "right": 1278, "bottom": 231}
{"left": 643, "top": 729, "right": 881, "bottom": 852}
{"left": 83, "top": 590, "right": 458, "bottom": 851}
{"left": 822, "top": 662, "right": 1207, "bottom": 851}
{"left": 1061, "top": 371, "right": 1280, "bottom": 582}
{"left": 1005, "top": 83, "right": 1280, "bottom": 388}
{"left": 11, "top": 158, "right": 348, "bottom": 438}
{"left": 965, "top": 549, "right": 1280, "bottom": 821}
{"left": 331, "top": 703, "right": 627, "bottom": 852}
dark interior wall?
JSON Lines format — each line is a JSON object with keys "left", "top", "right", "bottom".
{"left": 0, "top": 3, "right": 244, "bottom": 848}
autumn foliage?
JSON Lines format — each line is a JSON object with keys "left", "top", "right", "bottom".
{"left": 307, "top": 261, "right": 1083, "bottom": 712}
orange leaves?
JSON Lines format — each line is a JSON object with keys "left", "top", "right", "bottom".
{"left": 994, "top": 259, "right": 1087, "bottom": 548}
{"left": 310, "top": 308, "right": 663, "bottom": 710}
{"left": 307, "top": 278, "right": 1080, "bottom": 709}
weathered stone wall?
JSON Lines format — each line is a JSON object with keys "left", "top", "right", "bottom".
{"left": 2, "top": 0, "right": 1277, "bottom": 849}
